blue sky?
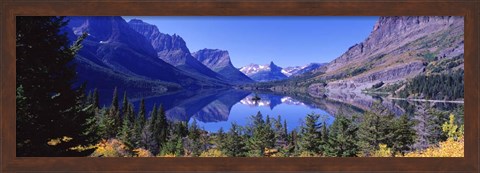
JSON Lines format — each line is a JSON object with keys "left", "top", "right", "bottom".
{"left": 123, "top": 16, "right": 379, "bottom": 68}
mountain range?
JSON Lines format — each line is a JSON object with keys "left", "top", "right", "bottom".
{"left": 66, "top": 16, "right": 462, "bottom": 98}
{"left": 253, "top": 16, "right": 464, "bottom": 97}
{"left": 127, "top": 19, "right": 229, "bottom": 84}
{"left": 67, "top": 16, "right": 195, "bottom": 91}
{"left": 239, "top": 62, "right": 287, "bottom": 82}
{"left": 66, "top": 17, "right": 257, "bottom": 92}
{"left": 239, "top": 62, "right": 326, "bottom": 82}
{"left": 315, "top": 16, "right": 464, "bottom": 93}
{"left": 281, "top": 63, "right": 327, "bottom": 77}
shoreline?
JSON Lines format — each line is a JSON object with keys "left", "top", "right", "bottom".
{"left": 387, "top": 97, "right": 464, "bottom": 104}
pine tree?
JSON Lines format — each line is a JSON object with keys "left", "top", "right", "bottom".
{"left": 247, "top": 111, "right": 266, "bottom": 156}
{"left": 156, "top": 104, "right": 169, "bottom": 149}
{"left": 188, "top": 118, "right": 202, "bottom": 156}
{"left": 264, "top": 115, "right": 276, "bottom": 149}
{"left": 140, "top": 116, "right": 156, "bottom": 152}
{"left": 284, "top": 119, "right": 289, "bottom": 142}
{"left": 119, "top": 103, "right": 134, "bottom": 149}
{"left": 223, "top": 123, "right": 246, "bottom": 157}
{"left": 357, "top": 110, "right": 393, "bottom": 156}
{"left": 273, "top": 115, "right": 287, "bottom": 148}
{"left": 298, "top": 113, "right": 321, "bottom": 155}
{"left": 105, "top": 88, "right": 120, "bottom": 138}
{"left": 132, "top": 98, "right": 146, "bottom": 148}
{"left": 111, "top": 87, "right": 118, "bottom": 110}
{"left": 174, "top": 135, "right": 184, "bottom": 157}
{"left": 148, "top": 104, "right": 161, "bottom": 155}
{"left": 320, "top": 119, "right": 329, "bottom": 154}
{"left": 16, "top": 16, "right": 94, "bottom": 156}
{"left": 92, "top": 88, "right": 99, "bottom": 109}
{"left": 82, "top": 88, "right": 101, "bottom": 144}
{"left": 121, "top": 91, "right": 129, "bottom": 121}
{"left": 324, "top": 115, "right": 359, "bottom": 157}
{"left": 216, "top": 127, "right": 226, "bottom": 150}
{"left": 391, "top": 114, "right": 416, "bottom": 156}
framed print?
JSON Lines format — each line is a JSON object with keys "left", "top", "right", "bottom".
{"left": 1, "top": 0, "right": 479, "bottom": 172}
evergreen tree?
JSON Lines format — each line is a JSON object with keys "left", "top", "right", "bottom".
{"left": 284, "top": 119, "right": 289, "bottom": 142}
{"left": 390, "top": 114, "right": 416, "bottom": 156}
{"left": 148, "top": 104, "right": 162, "bottom": 155}
{"left": 427, "top": 108, "right": 449, "bottom": 144}
{"left": 132, "top": 98, "right": 146, "bottom": 148}
{"left": 273, "top": 115, "right": 287, "bottom": 148}
{"left": 85, "top": 90, "right": 93, "bottom": 106}
{"left": 290, "top": 130, "right": 300, "bottom": 156}
{"left": 324, "top": 115, "right": 359, "bottom": 157}
{"left": 16, "top": 16, "right": 94, "bottom": 156}
{"left": 264, "top": 115, "right": 276, "bottom": 149}
{"left": 92, "top": 88, "right": 99, "bottom": 109}
{"left": 159, "top": 125, "right": 180, "bottom": 156}
{"left": 82, "top": 88, "right": 101, "bottom": 144}
{"left": 223, "top": 123, "right": 246, "bottom": 157}
{"left": 246, "top": 111, "right": 266, "bottom": 156}
{"left": 174, "top": 135, "right": 184, "bottom": 156}
{"left": 105, "top": 89, "right": 120, "bottom": 138}
{"left": 157, "top": 104, "right": 169, "bottom": 147}
{"left": 138, "top": 98, "right": 146, "bottom": 122}
{"left": 320, "top": 119, "right": 329, "bottom": 153}
{"left": 119, "top": 103, "right": 135, "bottom": 149}
{"left": 298, "top": 113, "right": 321, "bottom": 155}
{"left": 140, "top": 116, "right": 156, "bottom": 152}
{"left": 121, "top": 91, "right": 129, "bottom": 122}
{"left": 216, "top": 127, "right": 226, "bottom": 150}
{"left": 188, "top": 118, "right": 202, "bottom": 156}
{"left": 111, "top": 87, "right": 119, "bottom": 110}
{"left": 357, "top": 110, "right": 393, "bottom": 156}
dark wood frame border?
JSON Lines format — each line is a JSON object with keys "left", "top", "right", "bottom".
{"left": 1, "top": 0, "right": 479, "bottom": 172}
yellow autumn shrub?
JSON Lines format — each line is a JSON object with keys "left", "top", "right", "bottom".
{"left": 298, "top": 151, "right": 320, "bottom": 157}
{"left": 90, "top": 139, "right": 132, "bottom": 157}
{"left": 404, "top": 136, "right": 464, "bottom": 157}
{"left": 199, "top": 149, "right": 227, "bottom": 157}
{"left": 158, "top": 153, "right": 177, "bottom": 157}
{"left": 47, "top": 136, "right": 73, "bottom": 146}
{"left": 133, "top": 148, "right": 153, "bottom": 157}
{"left": 372, "top": 144, "right": 392, "bottom": 157}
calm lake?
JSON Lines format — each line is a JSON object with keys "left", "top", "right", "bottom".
{"left": 97, "top": 88, "right": 463, "bottom": 133}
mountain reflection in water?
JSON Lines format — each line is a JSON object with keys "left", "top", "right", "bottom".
{"left": 98, "top": 88, "right": 463, "bottom": 132}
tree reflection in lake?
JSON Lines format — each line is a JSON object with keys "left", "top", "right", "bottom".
{"left": 98, "top": 88, "right": 463, "bottom": 133}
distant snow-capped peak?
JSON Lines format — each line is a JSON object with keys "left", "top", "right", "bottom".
{"left": 239, "top": 63, "right": 272, "bottom": 75}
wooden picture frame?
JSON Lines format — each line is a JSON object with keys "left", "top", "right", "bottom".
{"left": 1, "top": 0, "right": 478, "bottom": 172}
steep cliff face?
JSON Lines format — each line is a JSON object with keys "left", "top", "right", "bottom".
{"left": 313, "top": 16, "right": 464, "bottom": 92}
{"left": 192, "top": 49, "right": 254, "bottom": 84}
{"left": 67, "top": 16, "right": 201, "bottom": 90}
{"left": 128, "top": 19, "right": 228, "bottom": 85}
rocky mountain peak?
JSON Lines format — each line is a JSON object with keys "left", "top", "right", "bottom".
{"left": 128, "top": 19, "right": 228, "bottom": 84}
{"left": 69, "top": 16, "right": 158, "bottom": 59}
{"left": 192, "top": 49, "right": 253, "bottom": 84}
{"left": 192, "top": 49, "right": 232, "bottom": 69}
{"left": 128, "top": 19, "right": 190, "bottom": 53}
{"left": 320, "top": 16, "right": 464, "bottom": 92}
{"left": 239, "top": 62, "right": 287, "bottom": 82}
{"left": 269, "top": 61, "right": 283, "bottom": 72}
